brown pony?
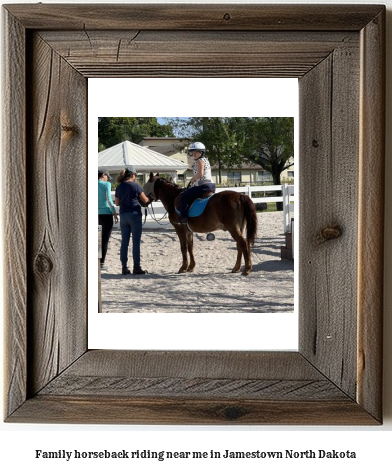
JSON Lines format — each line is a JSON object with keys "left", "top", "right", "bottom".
{"left": 143, "top": 173, "right": 258, "bottom": 276}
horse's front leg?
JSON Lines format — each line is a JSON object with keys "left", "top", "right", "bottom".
{"left": 175, "top": 226, "right": 189, "bottom": 273}
{"left": 186, "top": 231, "right": 196, "bottom": 272}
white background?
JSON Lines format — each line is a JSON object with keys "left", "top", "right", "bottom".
{"left": 1, "top": 1, "right": 391, "bottom": 473}
{"left": 89, "top": 77, "right": 299, "bottom": 351}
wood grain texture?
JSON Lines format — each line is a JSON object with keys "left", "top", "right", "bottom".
{"left": 2, "top": 8, "right": 27, "bottom": 419}
{"left": 8, "top": 351, "right": 379, "bottom": 424}
{"left": 58, "top": 350, "right": 322, "bottom": 379}
{"left": 298, "top": 40, "right": 360, "bottom": 399}
{"left": 40, "top": 377, "right": 347, "bottom": 400}
{"left": 38, "top": 30, "right": 358, "bottom": 78}
{"left": 357, "top": 9, "right": 385, "bottom": 422}
{"left": 2, "top": 3, "right": 385, "bottom": 425}
{"left": 27, "top": 33, "right": 88, "bottom": 396}
{"left": 10, "top": 396, "right": 377, "bottom": 425}
{"left": 37, "top": 351, "right": 348, "bottom": 401}
{"left": 4, "top": 4, "right": 384, "bottom": 31}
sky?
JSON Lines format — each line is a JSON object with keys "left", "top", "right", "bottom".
{"left": 157, "top": 117, "right": 189, "bottom": 124}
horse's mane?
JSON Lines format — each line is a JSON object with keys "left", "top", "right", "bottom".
{"left": 156, "top": 177, "right": 184, "bottom": 195}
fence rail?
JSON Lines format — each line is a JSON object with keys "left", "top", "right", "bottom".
{"left": 111, "top": 184, "right": 294, "bottom": 233}
{"left": 215, "top": 184, "right": 294, "bottom": 233}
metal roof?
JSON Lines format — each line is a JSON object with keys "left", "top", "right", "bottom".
{"left": 98, "top": 140, "right": 188, "bottom": 173}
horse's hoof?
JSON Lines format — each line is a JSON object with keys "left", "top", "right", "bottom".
{"left": 231, "top": 268, "right": 241, "bottom": 273}
{"left": 187, "top": 268, "right": 195, "bottom": 273}
{"left": 241, "top": 270, "right": 251, "bottom": 276}
{"left": 178, "top": 269, "right": 187, "bottom": 274}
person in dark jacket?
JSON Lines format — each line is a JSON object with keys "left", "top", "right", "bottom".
{"left": 115, "top": 166, "right": 150, "bottom": 275}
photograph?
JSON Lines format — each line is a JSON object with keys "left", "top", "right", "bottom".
{"left": 97, "top": 117, "right": 295, "bottom": 314}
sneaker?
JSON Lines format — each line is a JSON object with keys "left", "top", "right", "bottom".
{"left": 122, "top": 266, "right": 131, "bottom": 275}
{"left": 133, "top": 267, "right": 148, "bottom": 275}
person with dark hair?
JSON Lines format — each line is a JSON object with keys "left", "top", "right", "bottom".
{"left": 98, "top": 169, "right": 118, "bottom": 270}
{"left": 115, "top": 166, "right": 150, "bottom": 275}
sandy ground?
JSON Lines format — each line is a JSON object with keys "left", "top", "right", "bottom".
{"left": 100, "top": 211, "right": 294, "bottom": 313}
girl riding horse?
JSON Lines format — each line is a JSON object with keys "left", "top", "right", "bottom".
{"left": 179, "top": 142, "right": 216, "bottom": 224}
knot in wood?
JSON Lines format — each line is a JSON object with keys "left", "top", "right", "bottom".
{"left": 223, "top": 13, "right": 231, "bottom": 21}
{"left": 61, "top": 124, "right": 77, "bottom": 133}
{"left": 34, "top": 252, "right": 54, "bottom": 275}
{"left": 223, "top": 405, "right": 244, "bottom": 420}
{"left": 312, "top": 139, "right": 319, "bottom": 148}
{"left": 314, "top": 225, "right": 342, "bottom": 245}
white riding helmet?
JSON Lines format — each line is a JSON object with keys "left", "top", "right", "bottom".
{"left": 188, "top": 142, "right": 206, "bottom": 155}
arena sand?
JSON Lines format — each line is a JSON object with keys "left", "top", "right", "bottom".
{"left": 100, "top": 211, "right": 294, "bottom": 313}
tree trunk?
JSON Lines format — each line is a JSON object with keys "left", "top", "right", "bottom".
{"left": 273, "top": 173, "right": 283, "bottom": 211}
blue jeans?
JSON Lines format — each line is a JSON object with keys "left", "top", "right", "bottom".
{"left": 119, "top": 212, "right": 142, "bottom": 268}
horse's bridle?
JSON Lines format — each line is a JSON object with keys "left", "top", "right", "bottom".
{"left": 143, "top": 178, "right": 157, "bottom": 202}
{"left": 143, "top": 179, "right": 170, "bottom": 225}
{"left": 147, "top": 191, "right": 157, "bottom": 202}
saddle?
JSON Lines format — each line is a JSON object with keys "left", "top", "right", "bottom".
{"left": 174, "top": 190, "right": 215, "bottom": 218}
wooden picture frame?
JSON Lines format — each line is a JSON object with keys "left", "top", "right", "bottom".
{"left": 3, "top": 4, "right": 385, "bottom": 424}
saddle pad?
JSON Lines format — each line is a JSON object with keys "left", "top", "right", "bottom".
{"left": 175, "top": 194, "right": 215, "bottom": 218}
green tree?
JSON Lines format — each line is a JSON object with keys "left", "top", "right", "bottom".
{"left": 164, "top": 117, "right": 244, "bottom": 184}
{"left": 98, "top": 117, "right": 173, "bottom": 150}
{"left": 245, "top": 117, "right": 294, "bottom": 210}
{"left": 163, "top": 116, "right": 294, "bottom": 197}
{"left": 246, "top": 117, "right": 294, "bottom": 186}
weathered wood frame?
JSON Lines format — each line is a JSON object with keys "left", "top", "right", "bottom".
{"left": 2, "top": 4, "right": 385, "bottom": 424}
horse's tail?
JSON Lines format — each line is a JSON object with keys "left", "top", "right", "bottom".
{"left": 241, "top": 194, "right": 258, "bottom": 248}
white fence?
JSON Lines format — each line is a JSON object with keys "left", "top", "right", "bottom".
{"left": 111, "top": 184, "right": 294, "bottom": 233}
{"left": 215, "top": 184, "right": 294, "bottom": 233}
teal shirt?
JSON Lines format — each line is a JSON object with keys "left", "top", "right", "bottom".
{"left": 98, "top": 180, "right": 115, "bottom": 215}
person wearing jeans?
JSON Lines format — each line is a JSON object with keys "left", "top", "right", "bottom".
{"left": 115, "top": 166, "right": 150, "bottom": 275}
{"left": 119, "top": 211, "right": 143, "bottom": 273}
